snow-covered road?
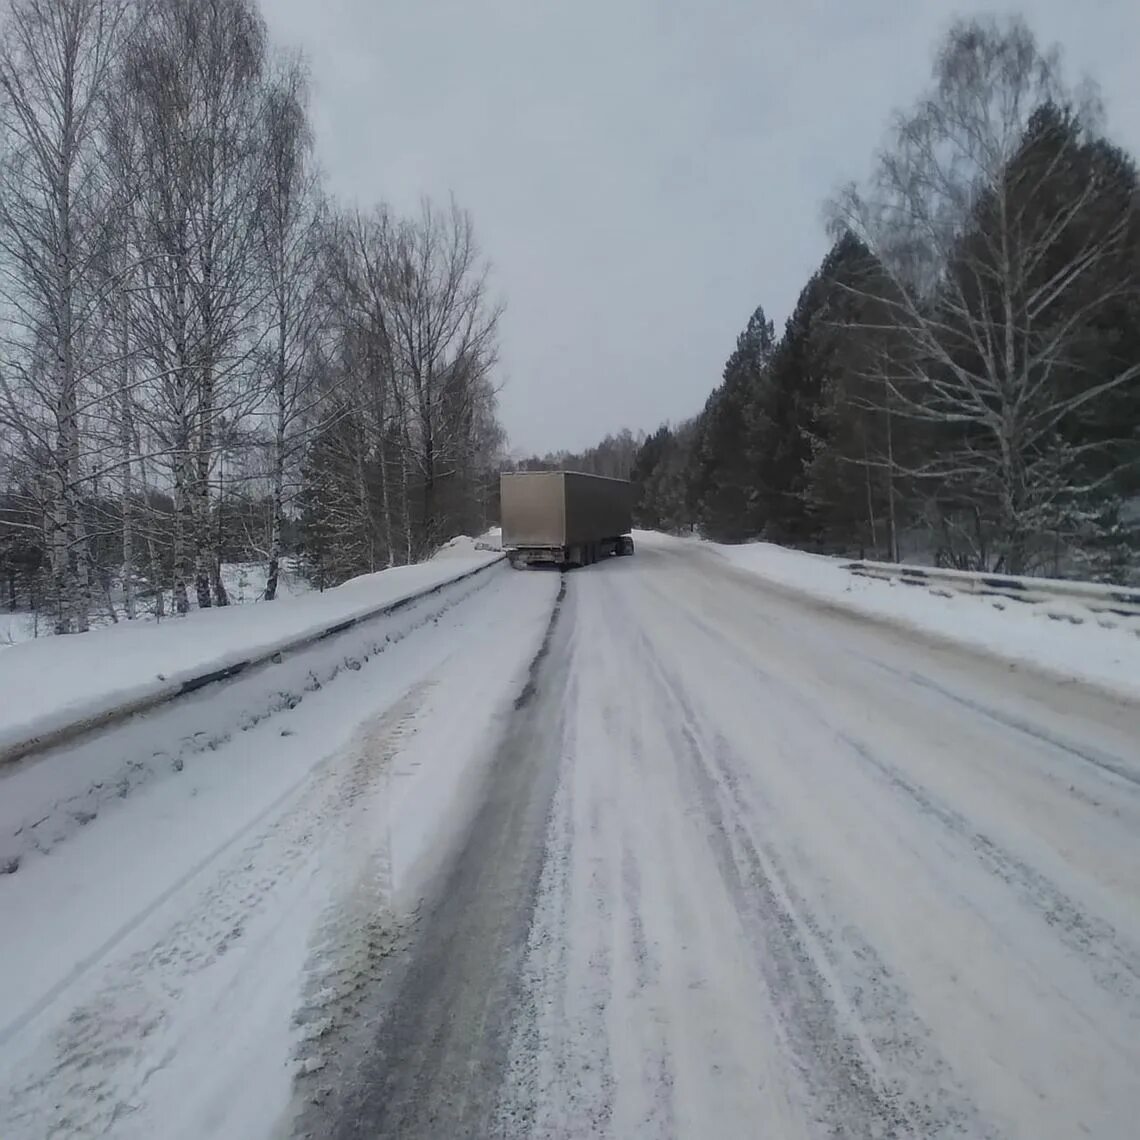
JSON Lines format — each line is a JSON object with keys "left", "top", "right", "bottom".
{"left": 2, "top": 537, "right": 1138, "bottom": 1138}
{"left": 309, "top": 536, "right": 1140, "bottom": 1140}
{"left": 0, "top": 564, "right": 559, "bottom": 1139}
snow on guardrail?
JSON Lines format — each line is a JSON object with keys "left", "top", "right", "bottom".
{"left": 843, "top": 560, "right": 1140, "bottom": 623}
{"left": 0, "top": 554, "right": 504, "bottom": 767}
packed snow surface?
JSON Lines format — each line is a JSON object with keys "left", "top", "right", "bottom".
{"left": 0, "top": 563, "right": 556, "bottom": 1138}
{"left": 493, "top": 538, "right": 1139, "bottom": 1138}
{"left": 2, "top": 535, "right": 1137, "bottom": 1138}
{"left": 0, "top": 551, "right": 501, "bottom": 759}
{"left": 688, "top": 533, "right": 1140, "bottom": 700}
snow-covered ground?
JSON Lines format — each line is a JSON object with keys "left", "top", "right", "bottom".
{"left": 0, "top": 560, "right": 313, "bottom": 652}
{"left": 0, "top": 563, "right": 557, "bottom": 1139}
{"left": 0, "top": 549, "right": 501, "bottom": 762}
{"left": 212, "top": 558, "right": 313, "bottom": 605}
{"left": 2, "top": 534, "right": 1137, "bottom": 1139}
{"left": 0, "top": 529, "right": 501, "bottom": 652}
{"left": 0, "top": 610, "right": 36, "bottom": 647}
{"left": 509, "top": 539, "right": 1135, "bottom": 1138}
{"left": 432, "top": 527, "right": 502, "bottom": 559}
{"left": 675, "top": 533, "right": 1140, "bottom": 702}
{"left": 283, "top": 536, "right": 1140, "bottom": 1138}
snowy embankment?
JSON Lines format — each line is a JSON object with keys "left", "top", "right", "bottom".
{"left": 0, "top": 559, "right": 313, "bottom": 650}
{"left": 0, "top": 563, "right": 557, "bottom": 1139}
{"left": 642, "top": 533, "right": 1140, "bottom": 702}
{"left": 0, "top": 550, "right": 502, "bottom": 765}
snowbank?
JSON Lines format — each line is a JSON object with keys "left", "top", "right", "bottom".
{"left": 432, "top": 528, "right": 503, "bottom": 559}
{"left": 0, "top": 552, "right": 502, "bottom": 764}
{"left": 215, "top": 559, "right": 312, "bottom": 604}
{"left": 0, "top": 569, "right": 557, "bottom": 1137}
{"left": 0, "top": 559, "right": 313, "bottom": 654}
{"left": 644, "top": 534, "right": 1140, "bottom": 702}
{"left": 0, "top": 612, "right": 37, "bottom": 648}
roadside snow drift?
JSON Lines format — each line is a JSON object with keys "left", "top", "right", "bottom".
{"left": 0, "top": 552, "right": 501, "bottom": 764}
{"left": 0, "top": 565, "right": 558, "bottom": 1140}
{"left": 0, "top": 563, "right": 505, "bottom": 873}
{"left": 663, "top": 534, "right": 1140, "bottom": 701}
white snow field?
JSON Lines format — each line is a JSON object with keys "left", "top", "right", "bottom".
{"left": 2, "top": 535, "right": 1138, "bottom": 1139}
{"left": 482, "top": 537, "right": 1140, "bottom": 1140}
{"left": 0, "top": 559, "right": 557, "bottom": 1138}
{"left": 0, "top": 550, "right": 501, "bottom": 761}
{"left": 0, "top": 559, "right": 313, "bottom": 653}
{"left": 696, "top": 532, "right": 1140, "bottom": 701}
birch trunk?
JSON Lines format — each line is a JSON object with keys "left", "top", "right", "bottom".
{"left": 120, "top": 293, "right": 136, "bottom": 619}
{"left": 136, "top": 442, "right": 165, "bottom": 620}
{"left": 265, "top": 311, "right": 288, "bottom": 601}
{"left": 377, "top": 428, "right": 394, "bottom": 568}
{"left": 884, "top": 380, "right": 898, "bottom": 564}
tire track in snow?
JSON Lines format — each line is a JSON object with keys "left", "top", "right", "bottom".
{"left": 0, "top": 682, "right": 434, "bottom": 1140}
{"left": 494, "top": 673, "right": 618, "bottom": 1140}
{"left": 581, "top": 775, "right": 618, "bottom": 1133}
{"left": 841, "top": 731, "right": 1140, "bottom": 1003}
{"left": 296, "top": 573, "right": 570, "bottom": 1140}
{"left": 641, "top": 558, "right": 1140, "bottom": 1004}
{"left": 634, "top": 627, "right": 986, "bottom": 1138}
{"left": 705, "top": 727, "right": 994, "bottom": 1138}
{"left": 492, "top": 673, "right": 581, "bottom": 1139}
{"left": 1, "top": 569, "right": 497, "bottom": 870}
{"left": 850, "top": 653, "right": 1140, "bottom": 789}
{"left": 615, "top": 737, "right": 677, "bottom": 1138}
{"left": 285, "top": 683, "right": 437, "bottom": 1099}
{"left": 497, "top": 586, "right": 690, "bottom": 1139}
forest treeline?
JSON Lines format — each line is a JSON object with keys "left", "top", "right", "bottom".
{"left": 625, "top": 17, "right": 1139, "bottom": 580}
{"left": 0, "top": 0, "right": 504, "bottom": 633}
{"left": 4, "top": 9, "right": 1137, "bottom": 645}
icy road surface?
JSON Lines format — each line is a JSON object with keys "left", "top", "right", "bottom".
{"left": 306, "top": 536, "right": 1140, "bottom": 1140}
{"left": 2, "top": 538, "right": 1138, "bottom": 1139}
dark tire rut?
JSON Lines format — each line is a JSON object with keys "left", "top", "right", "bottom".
{"left": 291, "top": 575, "right": 570, "bottom": 1140}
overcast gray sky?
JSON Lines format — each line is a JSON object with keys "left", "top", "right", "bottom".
{"left": 262, "top": 1, "right": 1140, "bottom": 454}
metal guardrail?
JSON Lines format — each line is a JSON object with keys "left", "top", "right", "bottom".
{"left": 0, "top": 556, "right": 505, "bottom": 768}
{"left": 842, "top": 560, "right": 1140, "bottom": 619}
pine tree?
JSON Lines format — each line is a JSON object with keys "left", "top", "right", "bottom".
{"left": 631, "top": 425, "right": 673, "bottom": 529}
{"left": 691, "top": 306, "right": 774, "bottom": 541}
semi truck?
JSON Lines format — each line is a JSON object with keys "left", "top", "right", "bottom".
{"left": 500, "top": 471, "right": 635, "bottom": 568}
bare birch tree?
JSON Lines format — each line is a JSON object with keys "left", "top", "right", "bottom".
{"left": 256, "top": 55, "right": 327, "bottom": 599}
{"left": 123, "top": 0, "right": 267, "bottom": 611}
{"left": 0, "top": 0, "right": 129, "bottom": 632}
{"left": 339, "top": 206, "right": 401, "bottom": 567}
{"left": 98, "top": 71, "right": 142, "bottom": 617}
{"left": 383, "top": 198, "right": 501, "bottom": 557}
{"left": 185, "top": 0, "right": 267, "bottom": 606}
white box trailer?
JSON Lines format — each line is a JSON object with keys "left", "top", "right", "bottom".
{"left": 500, "top": 471, "right": 635, "bottom": 568}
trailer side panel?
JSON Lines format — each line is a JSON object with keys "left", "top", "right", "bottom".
{"left": 563, "top": 472, "right": 633, "bottom": 547}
